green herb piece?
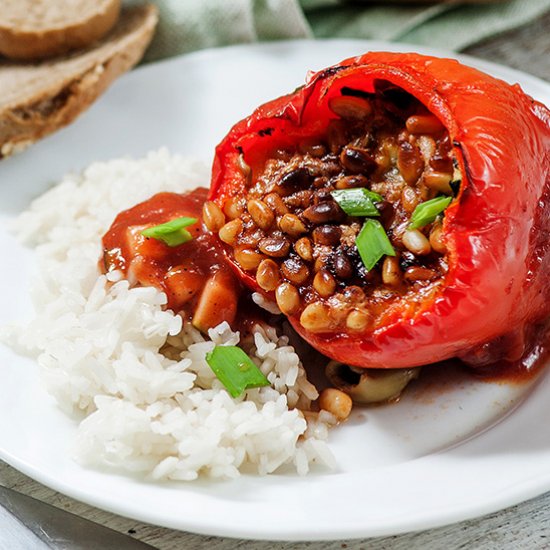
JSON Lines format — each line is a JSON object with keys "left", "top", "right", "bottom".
{"left": 331, "top": 188, "right": 383, "bottom": 217}
{"left": 356, "top": 219, "right": 396, "bottom": 271}
{"left": 205, "top": 346, "right": 270, "bottom": 398}
{"left": 141, "top": 217, "right": 198, "bottom": 247}
{"left": 409, "top": 196, "right": 452, "bottom": 230}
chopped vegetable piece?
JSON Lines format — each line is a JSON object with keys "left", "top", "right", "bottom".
{"left": 205, "top": 345, "right": 270, "bottom": 398}
{"left": 141, "top": 217, "right": 198, "bottom": 247}
{"left": 356, "top": 219, "right": 396, "bottom": 271}
{"left": 192, "top": 271, "right": 239, "bottom": 333}
{"left": 331, "top": 188, "right": 382, "bottom": 217}
{"left": 409, "top": 196, "right": 452, "bottom": 229}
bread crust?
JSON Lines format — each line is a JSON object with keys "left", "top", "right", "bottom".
{"left": 0, "top": 5, "right": 158, "bottom": 158}
{"left": 0, "top": 0, "right": 121, "bottom": 61}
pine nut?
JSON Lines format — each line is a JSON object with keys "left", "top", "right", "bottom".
{"left": 223, "top": 197, "right": 244, "bottom": 220}
{"left": 429, "top": 224, "right": 447, "bottom": 254}
{"left": 281, "top": 258, "right": 309, "bottom": 285}
{"left": 319, "top": 388, "right": 353, "bottom": 421}
{"left": 264, "top": 193, "right": 289, "bottom": 215}
{"left": 401, "top": 186, "right": 420, "bottom": 213}
{"left": 234, "top": 248, "right": 264, "bottom": 271}
{"left": 404, "top": 266, "right": 438, "bottom": 282}
{"left": 382, "top": 256, "right": 402, "bottom": 287}
{"left": 256, "top": 259, "right": 281, "bottom": 291}
{"left": 406, "top": 114, "right": 444, "bottom": 135}
{"left": 295, "top": 237, "right": 313, "bottom": 261}
{"left": 202, "top": 201, "right": 226, "bottom": 232}
{"left": 275, "top": 282, "right": 300, "bottom": 315}
{"left": 218, "top": 219, "right": 243, "bottom": 245}
{"left": 329, "top": 95, "right": 372, "bottom": 120}
{"left": 346, "top": 309, "right": 370, "bottom": 331}
{"left": 402, "top": 229, "right": 431, "bottom": 255}
{"left": 341, "top": 285, "right": 366, "bottom": 304}
{"left": 314, "top": 256, "right": 329, "bottom": 273}
{"left": 417, "top": 135, "right": 436, "bottom": 164}
{"left": 313, "top": 270, "right": 336, "bottom": 298}
{"left": 300, "top": 302, "right": 332, "bottom": 332}
{"left": 423, "top": 171, "right": 453, "bottom": 194}
{"left": 335, "top": 175, "right": 370, "bottom": 189}
{"left": 279, "top": 213, "right": 307, "bottom": 237}
{"left": 247, "top": 199, "right": 274, "bottom": 230}
{"left": 375, "top": 138, "right": 399, "bottom": 171}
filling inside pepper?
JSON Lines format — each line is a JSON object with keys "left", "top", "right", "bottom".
{"left": 208, "top": 81, "right": 460, "bottom": 333}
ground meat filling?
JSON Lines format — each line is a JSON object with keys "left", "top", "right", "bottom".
{"left": 205, "top": 82, "right": 460, "bottom": 334}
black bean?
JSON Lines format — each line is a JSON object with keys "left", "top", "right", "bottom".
{"left": 339, "top": 146, "right": 377, "bottom": 174}
{"left": 258, "top": 237, "right": 291, "bottom": 258}
{"left": 313, "top": 225, "right": 341, "bottom": 246}
{"left": 303, "top": 200, "right": 344, "bottom": 224}
{"left": 278, "top": 167, "right": 311, "bottom": 191}
{"left": 332, "top": 250, "right": 353, "bottom": 279}
{"left": 377, "top": 201, "right": 395, "bottom": 227}
{"left": 399, "top": 251, "right": 416, "bottom": 270}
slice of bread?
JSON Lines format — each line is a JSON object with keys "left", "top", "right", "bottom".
{"left": 0, "top": 5, "right": 158, "bottom": 159}
{"left": 0, "top": 0, "right": 122, "bottom": 61}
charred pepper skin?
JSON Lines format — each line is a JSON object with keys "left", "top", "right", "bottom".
{"left": 209, "top": 52, "right": 550, "bottom": 370}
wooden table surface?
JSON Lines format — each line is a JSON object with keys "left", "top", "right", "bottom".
{"left": 2, "top": 11, "right": 550, "bottom": 550}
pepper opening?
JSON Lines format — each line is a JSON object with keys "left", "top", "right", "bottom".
{"left": 208, "top": 80, "right": 461, "bottom": 334}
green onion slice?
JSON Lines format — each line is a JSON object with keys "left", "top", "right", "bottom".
{"left": 331, "top": 188, "right": 383, "bottom": 217}
{"left": 205, "top": 346, "right": 270, "bottom": 398}
{"left": 356, "top": 219, "right": 396, "bottom": 271}
{"left": 409, "top": 196, "right": 452, "bottom": 230}
{"left": 141, "top": 217, "right": 198, "bottom": 247}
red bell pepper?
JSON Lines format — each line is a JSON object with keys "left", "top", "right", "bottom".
{"left": 209, "top": 52, "right": 550, "bottom": 370}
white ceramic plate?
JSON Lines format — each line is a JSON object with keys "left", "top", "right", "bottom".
{"left": 1, "top": 40, "right": 550, "bottom": 541}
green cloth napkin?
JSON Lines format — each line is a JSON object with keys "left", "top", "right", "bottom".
{"left": 139, "top": 0, "right": 550, "bottom": 63}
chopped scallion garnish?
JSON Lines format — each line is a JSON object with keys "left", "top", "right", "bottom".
{"left": 331, "top": 188, "right": 382, "bottom": 217}
{"left": 356, "top": 219, "right": 396, "bottom": 271}
{"left": 205, "top": 346, "right": 270, "bottom": 398}
{"left": 409, "top": 196, "right": 452, "bottom": 229}
{"left": 141, "top": 217, "right": 197, "bottom": 247}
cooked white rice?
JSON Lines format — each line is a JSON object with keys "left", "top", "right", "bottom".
{"left": 1, "top": 149, "right": 336, "bottom": 480}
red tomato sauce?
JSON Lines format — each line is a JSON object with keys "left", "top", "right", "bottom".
{"left": 101, "top": 187, "right": 278, "bottom": 334}
{"left": 102, "top": 188, "right": 233, "bottom": 315}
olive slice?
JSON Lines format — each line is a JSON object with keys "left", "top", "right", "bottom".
{"left": 325, "top": 361, "right": 420, "bottom": 404}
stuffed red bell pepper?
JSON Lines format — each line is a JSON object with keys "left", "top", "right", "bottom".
{"left": 206, "top": 51, "right": 550, "bottom": 371}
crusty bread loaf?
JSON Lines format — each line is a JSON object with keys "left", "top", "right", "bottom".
{"left": 0, "top": 0, "right": 121, "bottom": 61}
{"left": 0, "top": 5, "right": 158, "bottom": 159}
